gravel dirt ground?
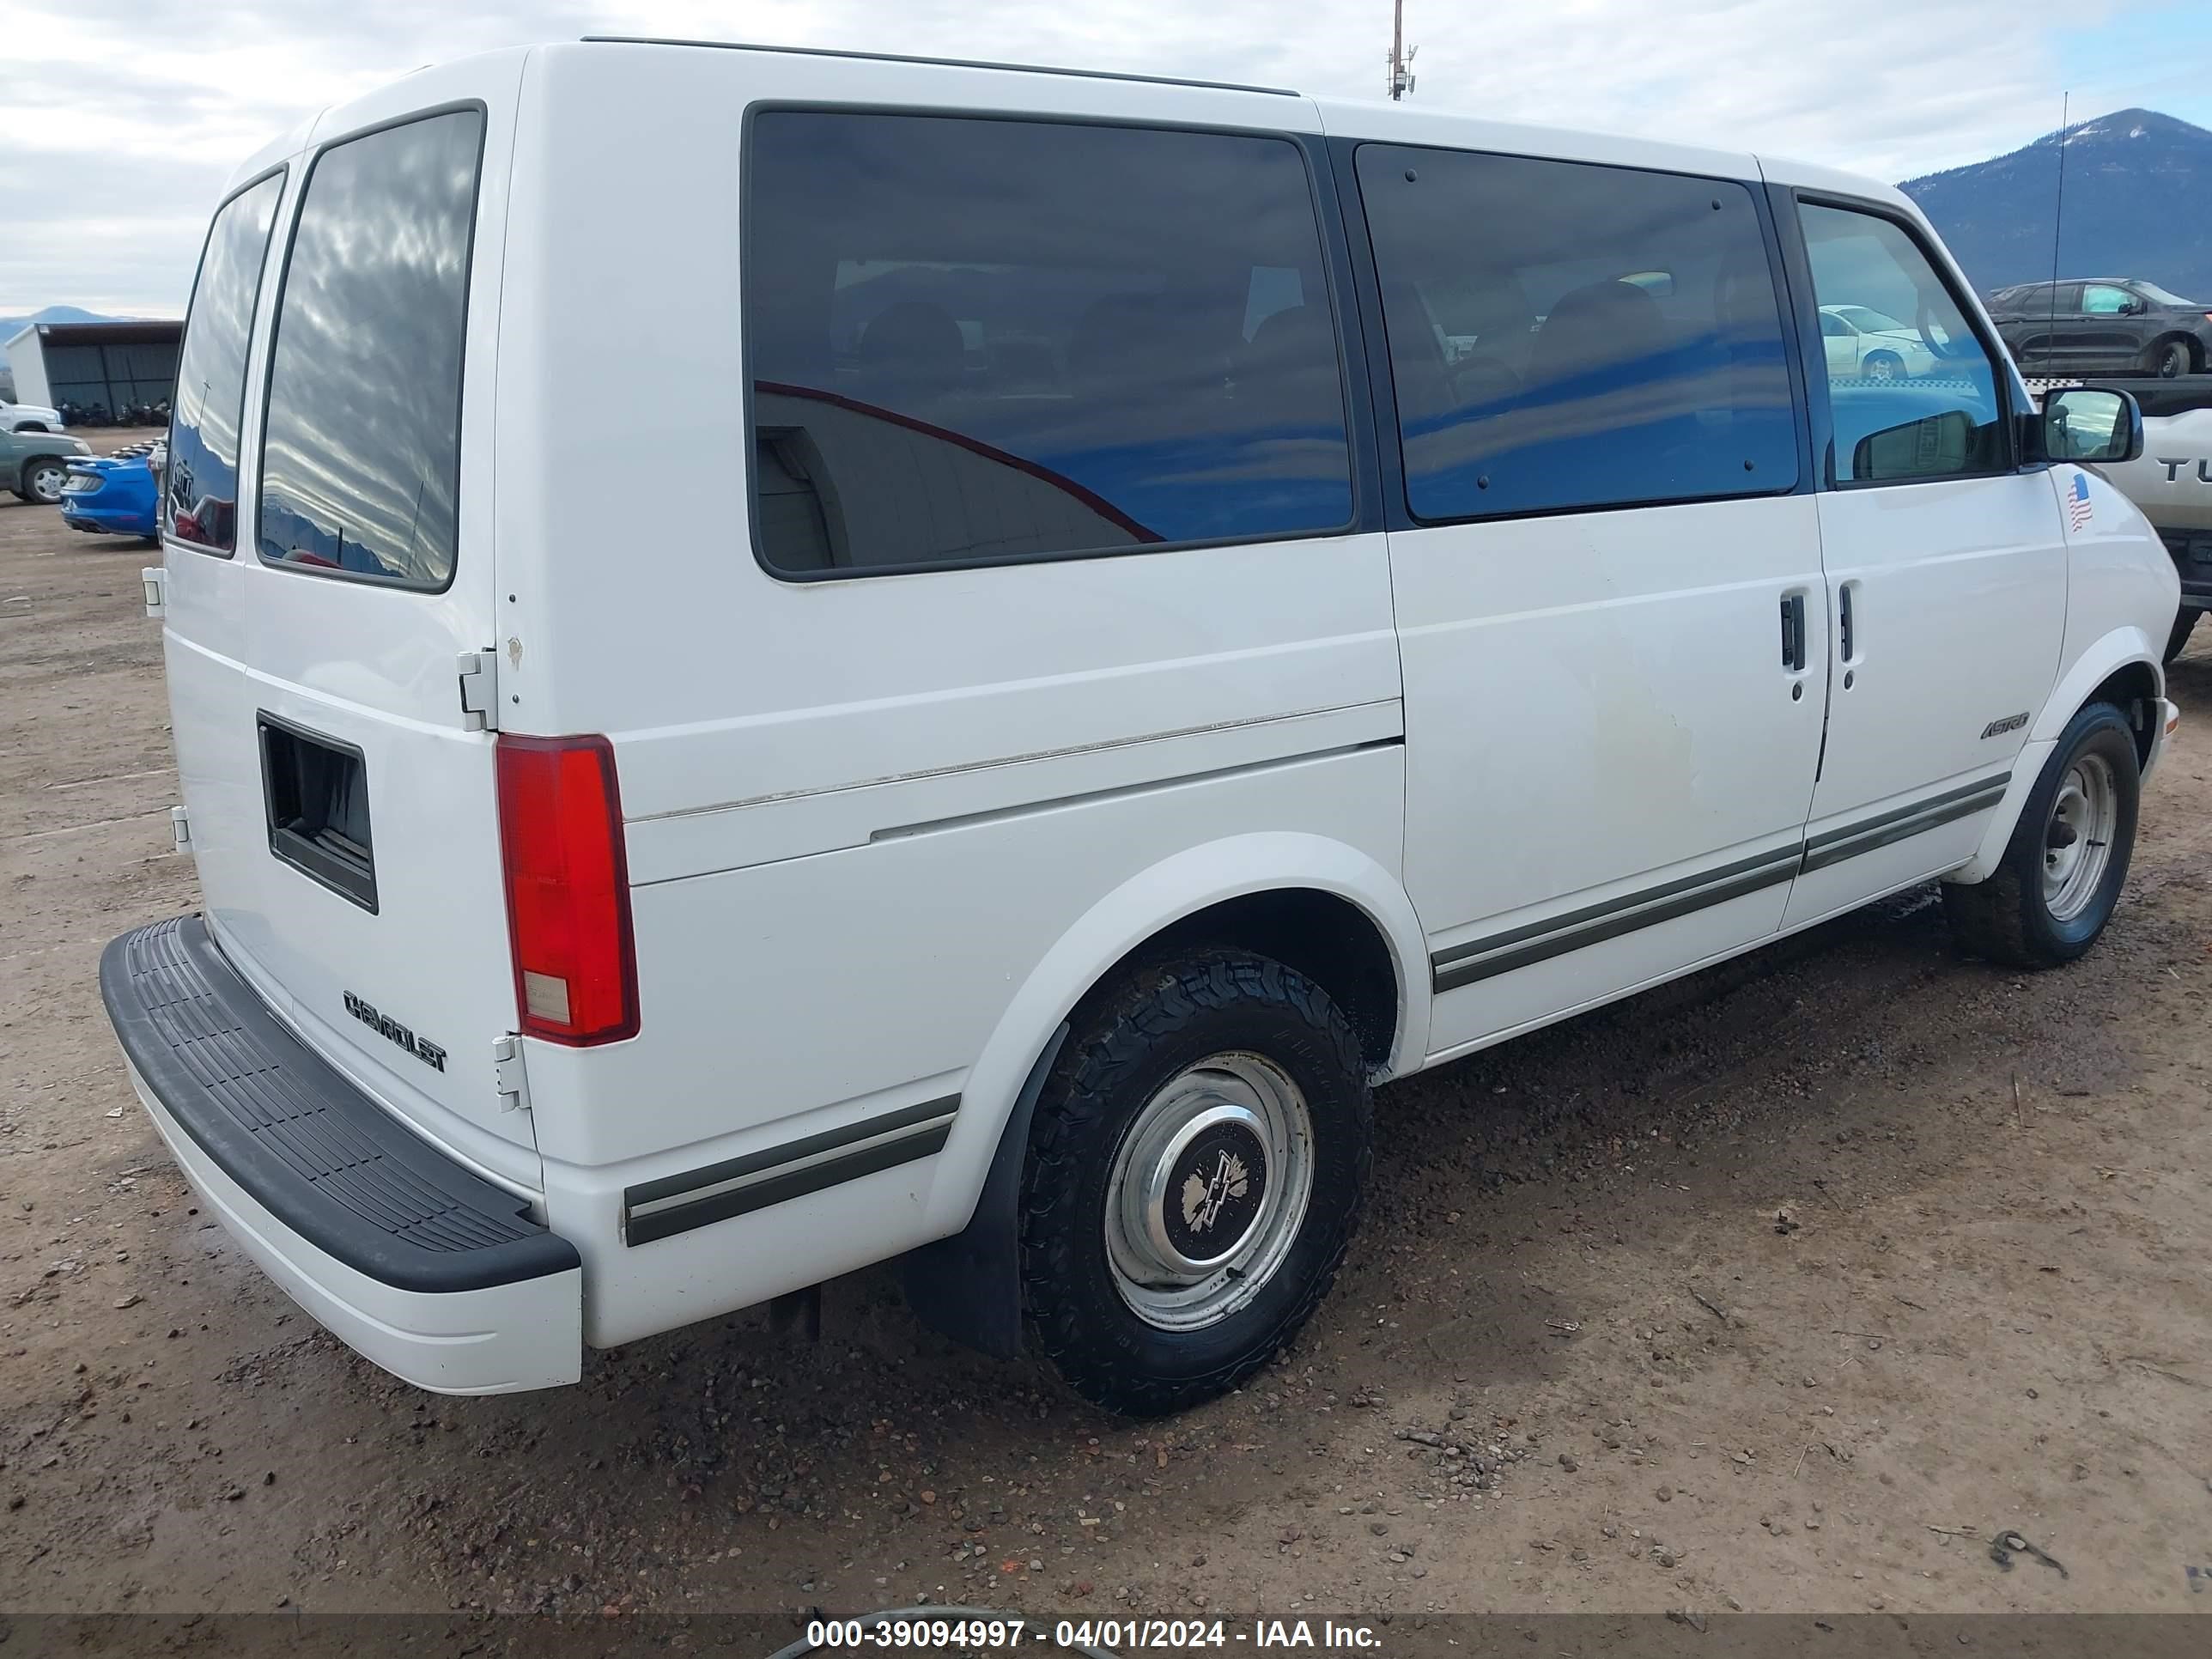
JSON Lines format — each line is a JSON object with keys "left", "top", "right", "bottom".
{"left": 4, "top": 447, "right": 2210, "bottom": 1622}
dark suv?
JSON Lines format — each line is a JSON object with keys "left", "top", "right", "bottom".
{"left": 1986, "top": 278, "right": 2212, "bottom": 379}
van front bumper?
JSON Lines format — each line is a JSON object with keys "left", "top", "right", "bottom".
{"left": 99, "top": 915, "right": 581, "bottom": 1395}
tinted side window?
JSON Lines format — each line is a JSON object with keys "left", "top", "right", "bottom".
{"left": 1796, "top": 204, "right": 2004, "bottom": 484}
{"left": 167, "top": 173, "right": 283, "bottom": 551}
{"left": 258, "top": 110, "right": 483, "bottom": 589}
{"left": 1356, "top": 145, "right": 1797, "bottom": 520}
{"left": 744, "top": 112, "right": 1352, "bottom": 575}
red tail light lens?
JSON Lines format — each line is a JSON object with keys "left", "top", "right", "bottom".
{"left": 494, "top": 735, "right": 639, "bottom": 1045}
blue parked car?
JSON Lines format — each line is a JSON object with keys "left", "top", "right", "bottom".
{"left": 60, "top": 446, "right": 160, "bottom": 542}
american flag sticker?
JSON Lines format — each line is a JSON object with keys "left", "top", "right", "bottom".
{"left": 2067, "top": 471, "right": 2094, "bottom": 533}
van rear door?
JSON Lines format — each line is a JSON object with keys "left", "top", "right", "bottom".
{"left": 160, "top": 58, "right": 536, "bottom": 1185}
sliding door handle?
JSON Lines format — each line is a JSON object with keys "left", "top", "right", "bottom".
{"left": 1780, "top": 593, "right": 1808, "bottom": 672}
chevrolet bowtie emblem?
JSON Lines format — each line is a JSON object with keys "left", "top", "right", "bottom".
{"left": 1181, "top": 1151, "right": 1250, "bottom": 1234}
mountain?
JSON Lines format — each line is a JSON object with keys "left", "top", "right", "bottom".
{"left": 0, "top": 305, "right": 129, "bottom": 340}
{"left": 1902, "top": 109, "right": 2212, "bottom": 301}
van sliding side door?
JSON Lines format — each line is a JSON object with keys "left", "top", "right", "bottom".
{"left": 1346, "top": 138, "right": 1827, "bottom": 1060}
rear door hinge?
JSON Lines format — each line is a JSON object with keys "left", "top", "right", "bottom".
{"left": 457, "top": 649, "right": 500, "bottom": 732}
{"left": 169, "top": 805, "right": 192, "bottom": 854}
{"left": 142, "top": 566, "right": 167, "bottom": 618}
{"left": 493, "top": 1035, "right": 532, "bottom": 1114}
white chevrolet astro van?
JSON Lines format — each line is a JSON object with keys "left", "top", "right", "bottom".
{"left": 103, "top": 39, "right": 2182, "bottom": 1414}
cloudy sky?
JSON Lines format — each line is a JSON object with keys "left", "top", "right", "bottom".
{"left": 3, "top": 0, "right": 2209, "bottom": 316}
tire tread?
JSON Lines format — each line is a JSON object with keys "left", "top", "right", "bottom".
{"left": 1018, "top": 949, "right": 1370, "bottom": 1416}
{"left": 1943, "top": 700, "right": 2138, "bottom": 969}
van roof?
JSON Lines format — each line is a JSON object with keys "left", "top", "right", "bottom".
{"left": 228, "top": 38, "right": 1909, "bottom": 228}
{"left": 578, "top": 36, "right": 1302, "bottom": 99}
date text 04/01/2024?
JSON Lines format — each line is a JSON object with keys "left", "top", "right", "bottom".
{"left": 802, "top": 1620, "right": 1382, "bottom": 1650}
{"left": 1060, "top": 1624, "right": 1381, "bottom": 1650}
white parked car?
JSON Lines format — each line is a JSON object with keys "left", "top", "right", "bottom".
{"left": 1819, "top": 303, "right": 1937, "bottom": 382}
{"left": 103, "top": 40, "right": 2181, "bottom": 1413}
{"left": 1, "top": 398, "right": 65, "bottom": 432}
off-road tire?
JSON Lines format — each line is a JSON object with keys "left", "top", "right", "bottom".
{"left": 1942, "top": 701, "right": 2140, "bottom": 967}
{"left": 1018, "top": 950, "right": 1371, "bottom": 1417}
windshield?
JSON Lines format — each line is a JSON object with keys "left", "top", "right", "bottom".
{"left": 2133, "top": 281, "right": 2199, "bottom": 308}
{"left": 1831, "top": 305, "right": 1911, "bottom": 334}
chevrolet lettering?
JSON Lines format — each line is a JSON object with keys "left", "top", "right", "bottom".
{"left": 343, "top": 992, "right": 447, "bottom": 1073}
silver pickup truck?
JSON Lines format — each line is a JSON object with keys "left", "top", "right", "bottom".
{"left": 2028, "top": 377, "right": 2212, "bottom": 662}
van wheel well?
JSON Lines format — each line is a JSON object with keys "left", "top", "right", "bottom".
{"left": 1115, "top": 890, "right": 1400, "bottom": 1073}
{"left": 2086, "top": 661, "right": 2159, "bottom": 769}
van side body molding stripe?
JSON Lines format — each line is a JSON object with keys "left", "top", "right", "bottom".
{"left": 623, "top": 1095, "right": 958, "bottom": 1246}
{"left": 1430, "top": 770, "right": 2013, "bottom": 994}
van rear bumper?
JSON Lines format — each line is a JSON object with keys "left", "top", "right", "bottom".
{"left": 100, "top": 916, "right": 581, "bottom": 1394}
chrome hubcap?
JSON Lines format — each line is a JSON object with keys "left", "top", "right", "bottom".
{"left": 1104, "top": 1053, "right": 1314, "bottom": 1332}
{"left": 2043, "top": 752, "right": 2118, "bottom": 922}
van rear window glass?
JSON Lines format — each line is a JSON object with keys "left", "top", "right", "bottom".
{"left": 1356, "top": 145, "right": 1799, "bottom": 520}
{"left": 257, "top": 109, "right": 483, "bottom": 590}
{"left": 744, "top": 112, "right": 1352, "bottom": 576}
{"left": 167, "top": 172, "right": 283, "bottom": 552}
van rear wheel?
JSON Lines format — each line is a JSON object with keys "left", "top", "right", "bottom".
{"left": 1942, "top": 701, "right": 2139, "bottom": 968}
{"left": 1019, "top": 950, "right": 1370, "bottom": 1416}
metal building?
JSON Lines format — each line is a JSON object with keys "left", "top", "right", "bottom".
{"left": 4, "top": 319, "right": 183, "bottom": 418}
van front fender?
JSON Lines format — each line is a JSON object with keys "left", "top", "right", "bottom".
{"left": 1950, "top": 626, "right": 2161, "bottom": 883}
{"left": 2029, "top": 625, "right": 2162, "bottom": 746}
{"left": 902, "top": 831, "right": 1427, "bottom": 1357}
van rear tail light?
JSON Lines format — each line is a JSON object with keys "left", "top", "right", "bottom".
{"left": 494, "top": 734, "right": 639, "bottom": 1045}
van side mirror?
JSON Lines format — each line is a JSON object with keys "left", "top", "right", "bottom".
{"left": 2041, "top": 386, "right": 2143, "bottom": 465}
